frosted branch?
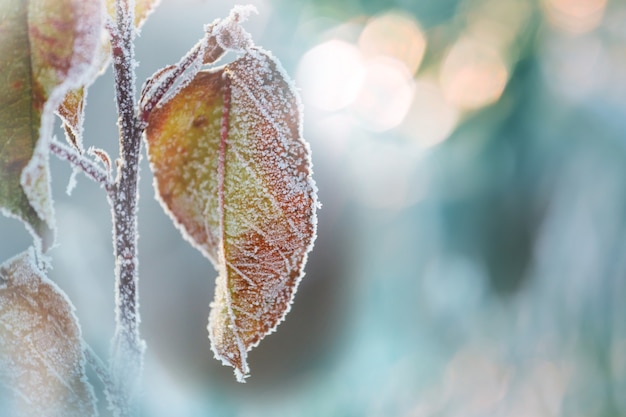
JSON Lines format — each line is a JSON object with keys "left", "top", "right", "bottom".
{"left": 109, "top": 0, "right": 145, "bottom": 415}
{"left": 50, "top": 140, "right": 113, "bottom": 192}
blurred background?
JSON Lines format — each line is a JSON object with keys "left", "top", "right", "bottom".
{"left": 2, "top": 0, "right": 626, "bottom": 415}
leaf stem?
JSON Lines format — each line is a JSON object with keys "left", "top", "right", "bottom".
{"left": 138, "top": 40, "right": 204, "bottom": 122}
{"left": 109, "top": 0, "right": 145, "bottom": 415}
{"left": 49, "top": 140, "right": 113, "bottom": 192}
{"left": 138, "top": 28, "right": 225, "bottom": 122}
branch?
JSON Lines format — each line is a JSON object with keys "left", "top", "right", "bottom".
{"left": 50, "top": 140, "right": 113, "bottom": 192}
{"left": 109, "top": 0, "right": 145, "bottom": 415}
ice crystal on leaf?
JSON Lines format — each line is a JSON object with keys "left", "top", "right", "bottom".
{"left": 56, "top": 87, "right": 87, "bottom": 153}
{"left": 145, "top": 35, "right": 318, "bottom": 381}
{"left": 208, "top": 5, "right": 257, "bottom": 53}
{"left": 0, "top": 248, "right": 97, "bottom": 416}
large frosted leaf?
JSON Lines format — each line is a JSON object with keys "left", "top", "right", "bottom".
{"left": 0, "top": 248, "right": 97, "bottom": 416}
{"left": 0, "top": 0, "right": 103, "bottom": 251}
{"left": 145, "top": 48, "right": 318, "bottom": 381}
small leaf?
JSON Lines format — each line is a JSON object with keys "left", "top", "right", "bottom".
{"left": 145, "top": 48, "right": 318, "bottom": 381}
{"left": 0, "top": 248, "right": 97, "bottom": 416}
{"left": 56, "top": 87, "right": 86, "bottom": 153}
{"left": 0, "top": 0, "right": 104, "bottom": 251}
{"left": 105, "top": 0, "right": 160, "bottom": 29}
{"left": 133, "top": 0, "right": 161, "bottom": 28}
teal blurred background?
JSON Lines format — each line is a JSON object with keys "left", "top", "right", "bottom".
{"left": 2, "top": 0, "right": 626, "bottom": 415}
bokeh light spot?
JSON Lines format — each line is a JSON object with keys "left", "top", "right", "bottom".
{"left": 399, "top": 79, "right": 458, "bottom": 147}
{"left": 440, "top": 37, "right": 509, "bottom": 110}
{"left": 297, "top": 40, "right": 366, "bottom": 112}
{"left": 348, "top": 56, "right": 415, "bottom": 132}
{"left": 358, "top": 10, "right": 427, "bottom": 75}
{"left": 541, "top": 0, "right": 607, "bottom": 34}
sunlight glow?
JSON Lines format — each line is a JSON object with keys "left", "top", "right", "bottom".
{"left": 358, "top": 11, "right": 427, "bottom": 75}
{"left": 297, "top": 40, "right": 366, "bottom": 112}
{"left": 440, "top": 37, "right": 509, "bottom": 110}
{"left": 348, "top": 57, "right": 415, "bottom": 132}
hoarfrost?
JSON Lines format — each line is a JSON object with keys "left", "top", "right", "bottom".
{"left": 209, "top": 5, "right": 257, "bottom": 52}
{"left": 145, "top": 42, "right": 318, "bottom": 381}
{"left": 0, "top": 248, "right": 97, "bottom": 416}
{"left": 66, "top": 168, "right": 80, "bottom": 196}
{"left": 56, "top": 88, "right": 87, "bottom": 154}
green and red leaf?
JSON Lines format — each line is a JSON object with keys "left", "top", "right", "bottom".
{"left": 56, "top": 87, "right": 86, "bottom": 152}
{"left": 0, "top": 248, "right": 97, "bottom": 416}
{"left": 0, "top": 0, "right": 103, "bottom": 251}
{"left": 145, "top": 48, "right": 318, "bottom": 381}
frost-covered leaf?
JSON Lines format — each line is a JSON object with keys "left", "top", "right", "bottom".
{"left": 145, "top": 48, "right": 318, "bottom": 382}
{"left": 0, "top": 248, "right": 97, "bottom": 416}
{"left": 0, "top": 0, "right": 103, "bottom": 251}
{"left": 56, "top": 87, "right": 86, "bottom": 153}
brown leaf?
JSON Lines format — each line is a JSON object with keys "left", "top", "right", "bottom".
{"left": 145, "top": 48, "right": 318, "bottom": 381}
{"left": 0, "top": 248, "right": 97, "bottom": 416}
{"left": 56, "top": 87, "right": 86, "bottom": 153}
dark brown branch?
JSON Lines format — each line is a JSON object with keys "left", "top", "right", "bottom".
{"left": 109, "top": 0, "right": 145, "bottom": 415}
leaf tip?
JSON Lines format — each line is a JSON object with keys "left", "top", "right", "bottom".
{"left": 208, "top": 301, "right": 251, "bottom": 383}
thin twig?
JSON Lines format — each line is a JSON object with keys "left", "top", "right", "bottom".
{"left": 50, "top": 140, "right": 113, "bottom": 192}
{"left": 138, "top": 39, "right": 205, "bottom": 122}
{"left": 83, "top": 342, "right": 114, "bottom": 391}
{"left": 138, "top": 26, "right": 226, "bottom": 122}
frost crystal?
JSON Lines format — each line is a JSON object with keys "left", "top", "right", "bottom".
{"left": 66, "top": 167, "right": 80, "bottom": 196}
{"left": 208, "top": 5, "right": 258, "bottom": 52}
